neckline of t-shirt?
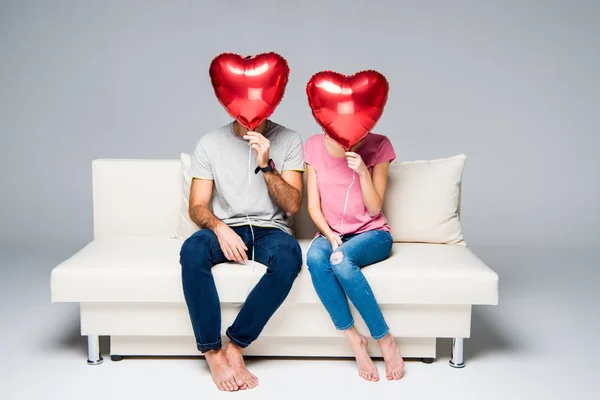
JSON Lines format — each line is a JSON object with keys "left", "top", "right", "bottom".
{"left": 322, "top": 134, "right": 368, "bottom": 161}
{"left": 228, "top": 120, "right": 273, "bottom": 141}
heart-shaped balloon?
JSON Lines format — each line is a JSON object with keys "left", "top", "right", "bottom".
{"left": 307, "top": 70, "right": 389, "bottom": 150}
{"left": 209, "top": 52, "right": 290, "bottom": 130}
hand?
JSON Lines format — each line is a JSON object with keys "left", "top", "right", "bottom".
{"left": 345, "top": 152, "right": 368, "bottom": 175}
{"left": 214, "top": 223, "right": 248, "bottom": 263}
{"left": 243, "top": 131, "right": 271, "bottom": 168}
{"left": 327, "top": 234, "right": 343, "bottom": 251}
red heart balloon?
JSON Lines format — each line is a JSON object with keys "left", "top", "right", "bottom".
{"left": 307, "top": 70, "right": 389, "bottom": 150}
{"left": 209, "top": 52, "right": 290, "bottom": 130}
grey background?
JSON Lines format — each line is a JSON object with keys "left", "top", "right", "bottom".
{"left": 1, "top": 0, "right": 599, "bottom": 250}
{"left": 1, "top": 2, "right": 600, "bottom": 399}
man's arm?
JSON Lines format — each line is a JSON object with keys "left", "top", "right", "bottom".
{"left": 244, "top": 131, "right": 303, "bottom": 216}
{"left": 263, "top": 169, "right": 303, "bottom": 215}
{"left": 188, "top": 178, "right": 221, "bottom": 230}
{"left": 188, "top": 178, "right": 248, "bottom": 263}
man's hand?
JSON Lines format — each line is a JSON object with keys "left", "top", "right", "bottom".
{"left": 215, "top": 223, "right": 248, "bottom": 263}
{"left": 244, "top": 131, "right": 270, "bottom": 168}
{"left": 345, "top": 152, "right": 368, "bottom": 175}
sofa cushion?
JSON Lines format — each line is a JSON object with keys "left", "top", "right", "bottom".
{"left": 384, "top": 154, "right": 466, "bottom": 245}
{"left": 51, "top": 236, "right": 498, "bottom": 305}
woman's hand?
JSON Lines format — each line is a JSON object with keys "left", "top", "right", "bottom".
{"left": 345, "top": 152, "right": 368, "bottom": 175}
{"left": 327, "top": 234, "right": 343, "bottom": 251}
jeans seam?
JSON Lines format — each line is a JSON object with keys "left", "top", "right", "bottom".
{"left": 371, "top": 325, "right": 390, "bottom": 340}
{"left": 196, "top": 339, "right": 222, "bottom": 352}
{"left": 226, "top": 330, "right": 250, "bottom": 348}
{"left": 336, "top": 319, "right": 355, "bottom": 331}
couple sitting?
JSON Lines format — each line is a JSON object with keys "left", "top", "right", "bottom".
{"left": 179, "top": 118, "right": 403, "bottom": 391}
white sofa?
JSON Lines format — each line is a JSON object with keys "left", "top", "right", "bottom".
{"left": 50, "top": 158, "right": 499, "bottom": 368}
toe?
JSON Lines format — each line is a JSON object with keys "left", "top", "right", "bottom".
{"left": 247, "top": 377, "right": 258, "bottom": 389}
{"left": 225, "top": 380, "right": 236, "bottom": 391}
{"left": 234, "top": 375, "right": 245, "bottom": 388}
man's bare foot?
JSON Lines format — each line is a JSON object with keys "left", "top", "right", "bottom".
{"left": 378, "top": 333, "right": 404, "bottom": 380}
{"left": 345, "top": 328, "right": 379, "bottom": 382}
{"left": 204, "top": 350, "right": 238, "bottom": 391}
{"left": 224, "top": 342, "right": 259, "bottom": 389}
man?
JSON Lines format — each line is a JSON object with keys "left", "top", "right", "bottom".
{"left": 179, "top": 118, "right": 304, "bottom": 391}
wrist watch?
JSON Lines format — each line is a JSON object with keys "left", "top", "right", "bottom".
{"left": 255, "top": 159, "right": 275, "bottom": 174}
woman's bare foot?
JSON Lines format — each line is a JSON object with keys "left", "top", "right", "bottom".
{"left": 345, "top": 328, "right": 379, "bottom": 382}
{"left": 204, "top": 350, "right": 239, "bottom": 391}
{"left": 378, "top": 333, "right": 404, "bottom": 380}
{"left": 224, "top": 343, "right": 259, "bottom": 389}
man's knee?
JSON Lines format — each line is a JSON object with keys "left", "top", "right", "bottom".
{"left": 180, "top": 230, "right": 217, "bottom": 267}
{"left": 271, "top": 239, "right": 302, "bottom": 278}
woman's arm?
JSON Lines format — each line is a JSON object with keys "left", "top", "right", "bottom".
{"left": 346, "top": 152, "right": 390, "bottom": 216}
{"left": 306, "top": 164, "right": 342, "bottom": 249}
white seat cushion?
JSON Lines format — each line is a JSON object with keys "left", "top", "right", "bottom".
{"left": 51, "top": 236, "right": 498, "bottom": 305}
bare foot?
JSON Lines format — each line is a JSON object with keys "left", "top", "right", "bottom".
{"left": 378, "top": 333, "right": 404, "bottom": 380}
{"left": 225, "top": 343, "right": 259, "bottom": 389}
{"left": 345, "top": 329, "right": 379, "bottom": 382}
{"left": 204, "top": 350, "right": 238, "bottom": 391}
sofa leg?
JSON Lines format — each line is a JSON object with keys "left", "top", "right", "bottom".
{"left": 421, "top": 358, "right": 434, "bottom": 364}
{"left": 449, "top": 337, "right": 465, "bottom": 368}
{"left": 111, "top": 355, "right": 124, "bottom": 362}
{"left": 86, "top": 335, "right": 103, "bottom": 365}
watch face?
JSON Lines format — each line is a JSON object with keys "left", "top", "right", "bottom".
{"left": 269, "top": 159, "right": 275, "bottom": 169}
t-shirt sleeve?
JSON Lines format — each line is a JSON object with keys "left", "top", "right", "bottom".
{"left": 282, "top": 132, "right": 305, "bottom": 172}
{"left": 189, "top": 140, "right": 213, "bottom": 180}
{"left": 303, "top": 135, "right": 316, "bottom": 166}
{"left": 375, "top": 136, "right": 396, "bottom": 165}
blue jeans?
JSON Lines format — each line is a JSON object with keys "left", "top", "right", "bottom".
{"left": 180, "top": 226, "right": 302, "bottom": 353}
{"left": 306, "top": 229, "right": 393, "bottom": 340}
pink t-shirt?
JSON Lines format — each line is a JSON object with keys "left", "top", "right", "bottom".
{"left": 304, "top": 133, "right": 397, "bottom": 237}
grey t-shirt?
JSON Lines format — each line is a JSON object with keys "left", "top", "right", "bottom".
{"left": 189, "top": 120, "right": 305, "bottom": 234}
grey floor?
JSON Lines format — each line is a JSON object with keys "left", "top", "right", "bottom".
{"left": 1, "top": 241, "right": 598, "bottom": 400}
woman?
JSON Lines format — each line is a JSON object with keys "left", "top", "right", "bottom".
{"left": 304, "top": 132, "right": 403, "bottom": 382}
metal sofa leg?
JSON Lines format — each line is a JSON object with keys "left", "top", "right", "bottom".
{"left": 86, "top": 335, "right": 103, "bottom": 365}
{"left": 449, "top": 337, "right": 465, "bottom": 368}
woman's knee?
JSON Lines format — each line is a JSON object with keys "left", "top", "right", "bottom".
{"left": 330, "top": 251, "right": 358, "bottom": 280}
{"left": 307, "top": 245, "right": 332, "bottom": 275}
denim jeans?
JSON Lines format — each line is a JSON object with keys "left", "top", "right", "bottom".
{"left": 180, "top": 225, "right": 302, "bottom": 353}
{"left": 306, "top": 229, "right": 393, "bottom": 340}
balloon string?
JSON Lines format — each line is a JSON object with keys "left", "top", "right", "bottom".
{"left": 235, "top": 144, "right": 256, "bottom": 307}
{"left": 340, "top": 171, "right": 356, "bottom": 236}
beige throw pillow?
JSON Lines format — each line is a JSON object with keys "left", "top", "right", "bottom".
{"left": 383, "top": 154, "right": 466, "bottom": 245}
